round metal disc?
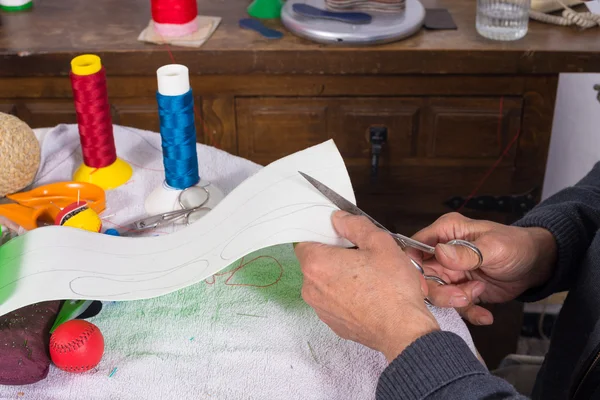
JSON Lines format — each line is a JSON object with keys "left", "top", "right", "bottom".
{"left": 281, "top": 0, "right": 425, "bottom": 45}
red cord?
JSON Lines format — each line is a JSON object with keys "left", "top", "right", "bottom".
{"left": 455, "top": 96, "right": 522, "bottom": 213}
{"left": 456, "top": 128, "right": 520, "bottom": 213}
{"left": 496, "top": 97, "right": 504, "bottom": 150}
{"left": 151, "top": 0, "right": 197, "bottom": 24}
{"left": 70, "top": 67, "right": 117, "bottom": 168}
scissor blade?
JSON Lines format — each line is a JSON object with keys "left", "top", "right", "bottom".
{"left": 297, "top": 171, "right": 390, "bottom": 233}
{"left": 298, "top": 171, "right": 436, "bottom": 254}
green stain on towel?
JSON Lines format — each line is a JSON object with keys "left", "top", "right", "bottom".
{"left": 211, "top": 303, "right": 223, "bottom": 322}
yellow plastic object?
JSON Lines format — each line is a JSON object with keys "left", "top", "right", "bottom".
{"left": 71, "top": 54, "right": 102, "bottom": 76}
{"left": 0, "top": 181, "right": 105, "bottom": 231}
{"left": 73, "top": 158, "right": 133, "bottom": 191}
{"left": 56, "top": 202, "right": 102, "bottom": 233}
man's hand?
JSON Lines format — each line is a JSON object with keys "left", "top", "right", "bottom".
{"left": 295, "top": 211, "right": 440, "bottom": 363}
{"left": 410, "top": 212, "right": 557, "bottom": 326}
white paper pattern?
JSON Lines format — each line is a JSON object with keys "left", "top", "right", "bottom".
{"left": 0, "top": 140, "right": 354, "bottom": 316}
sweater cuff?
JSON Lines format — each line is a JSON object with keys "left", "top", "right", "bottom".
{"left": 376, "top": 331, "right": 487, "bottom": 400}
{"left": 512, "top": 207, "right": 580, "bottom": 302}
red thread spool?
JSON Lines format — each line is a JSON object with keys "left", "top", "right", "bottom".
{"left": 70, "top": 55, "right": 117, "bottom": 169}
{"left": 151, "top": 0, "right": 197, "bottom": 25}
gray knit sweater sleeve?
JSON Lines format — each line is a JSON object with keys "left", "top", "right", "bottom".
{"left": 512, "top": 161, "right": 600, "bottom": 301}
{"left": 376, "top": 331, "right": 527, "bottom": 399}
{"left": 377, "top": 162, "right": 600, "bottom": 399}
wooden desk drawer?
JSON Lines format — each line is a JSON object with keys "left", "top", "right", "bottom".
{"left": 350, "top": 165, "right": 514, "bottom": 226}
{"left": 425, "top": 97, "right": 523, "bottom": 159}
{"left": 236, "top": 97, "right": 421, "bottom": 165}
{"left": 236, "top": 96, "right": 524, "bottom": 229}
{"left": 235, "top": 96, "right": 522, "bottom": 167}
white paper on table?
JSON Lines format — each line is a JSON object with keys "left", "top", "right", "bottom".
{"left": 0, "top": 140, "right": 354, "bottom": 317}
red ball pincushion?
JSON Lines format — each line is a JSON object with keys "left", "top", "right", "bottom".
{"left": 49, "top": 320, "right": 104, "bottom": 373}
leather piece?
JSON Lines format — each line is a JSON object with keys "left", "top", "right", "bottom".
{"left": 0, "top": 301, "right": 60, "bottom": 385}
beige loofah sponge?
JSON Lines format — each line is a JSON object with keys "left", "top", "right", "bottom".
{"left": 0, "top": 113, "right": 40, "bottom": 197}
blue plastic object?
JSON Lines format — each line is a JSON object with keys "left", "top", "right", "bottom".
{"left": 105, "top": 228, "right": 120, "bottom": 236}
{"left": 292, "top": 3, "right": 372, "bottom": 24}
{"left": 239, "top": 18, "right": 284, "bottom": 39}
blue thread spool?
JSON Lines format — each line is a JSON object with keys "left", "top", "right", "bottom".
{"left": 156, "top": 64, "right": 200, "bottom": 190}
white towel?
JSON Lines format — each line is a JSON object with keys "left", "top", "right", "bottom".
{"left": 0, "top": 124, "right": 477, "bottom": 399}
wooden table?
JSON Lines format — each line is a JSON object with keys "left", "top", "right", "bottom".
{"left": 1, "top": 0, "right": 599, "bottom": 369}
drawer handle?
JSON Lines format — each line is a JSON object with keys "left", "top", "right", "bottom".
{"left": 369, "top": 126, "right": 387, "bottom": 178}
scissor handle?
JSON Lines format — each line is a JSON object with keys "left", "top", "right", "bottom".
{"left": 446, "top": 239, "right": 484, "bottom": 269}
{"left": 408, "top": 240, "right": 483, "bottom": 307}
{"left": 396, "top": 233, "right": 483, "bottom": 270}
{"left": 178, "top": 186, "right": 210, "bottom": 210}
{"left": 409, "top": 258, "right": 446, "bottom": 306}
{"left": 410, "top": 258, "right": 447, "bottom": 285}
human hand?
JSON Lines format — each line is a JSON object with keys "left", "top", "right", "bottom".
{"left": 410, "top": 212, "right": 557, "bottom": 326}
{"left": 295, "top": 211, "right": 440, "bottom": 363}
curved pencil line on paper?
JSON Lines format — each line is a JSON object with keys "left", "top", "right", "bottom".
{"left": 1, "top": 164, "right": 346, "bottom": 267}
{"left": 0, "top": 140, "right": 355, "bottom": 316}
{"left": 0, "top": 203, "right": 322, "bottom": 270}
{"left": 0, "top": 200, "right": 337, "bottom": 269}
{"left": 69, "top": 259, "right": 210, "bottom": 298}
{"left": 0, "top": 223, "right": 328, "bottom": 296}
{"left": 0, "top": 259, "right": 203, "bottom": 294}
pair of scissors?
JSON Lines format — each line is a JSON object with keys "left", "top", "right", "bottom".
{"left": 120, "top": 185, "right": 211, "bottom": 235}
{"left": 0, "top": 182, "right": 106, "bottom": 230}
{"left": 298, "top": 172, "right": 483, "bottom": 304}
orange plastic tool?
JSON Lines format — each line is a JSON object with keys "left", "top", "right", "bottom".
{"left": 0, "top": 182, "right": 105, "bottom": 230}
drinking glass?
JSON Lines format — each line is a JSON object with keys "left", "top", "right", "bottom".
{"left": 476, "top": 0, "right": 531, "bottom": 41}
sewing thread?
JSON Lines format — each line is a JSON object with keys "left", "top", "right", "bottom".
{"left": 156, "top": 89, "right": 200, "bottom": 190}
{"left": 70, "top": 66, "right": 117, "bottom": 169}
{"left": 151, "top": 0, "right": 199, "bottom": 37}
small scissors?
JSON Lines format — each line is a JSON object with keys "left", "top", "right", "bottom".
{"left": 299, "top": 172, "right": 483, "bottom": 304}
{"left": 120, "top": 185, "right": 211, "bottom": 235}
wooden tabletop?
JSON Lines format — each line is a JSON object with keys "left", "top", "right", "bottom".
{"left": 1, "top": 0, "right": 599, "bottom": 76}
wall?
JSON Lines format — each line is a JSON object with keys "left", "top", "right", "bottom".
{"left": 542, "top": 73, "right": 600, "bottom": 200}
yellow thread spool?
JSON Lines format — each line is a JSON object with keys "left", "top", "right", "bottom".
{"left": 70, "top": 54, "right": 133, "bottom": 190}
